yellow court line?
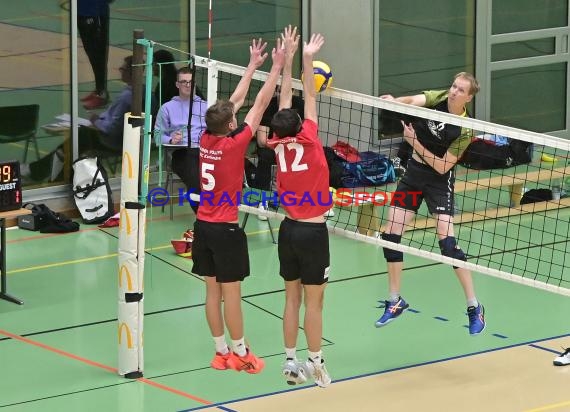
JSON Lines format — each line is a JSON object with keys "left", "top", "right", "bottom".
{"left": 8, "top": 245, "right": 172, "bottom": 274}
{"left": 8, "top": 228, "right": 274, "bottom": 275}
{"left": 9, "top": 253, "right": 118, "bottom": 274}
{"left": 525, "top": 401, "right": 570, "bottom": 412}
{"left": 246, "top": 228, "right": 277, "bottom": 236}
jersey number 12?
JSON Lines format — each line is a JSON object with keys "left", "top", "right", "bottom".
{"left": 275, "top": 143, "right": 308, "bottom": 172}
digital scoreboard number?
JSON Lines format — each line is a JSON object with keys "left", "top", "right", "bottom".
{"left": 0, "top": 160, "right": 22, "bottom": 212}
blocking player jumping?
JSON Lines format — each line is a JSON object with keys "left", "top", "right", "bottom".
{"left": 264, "top": 27, "right": 332, "bottom": 388}
{"left": 191, "top": 36, "right": 285, "bottom": 374}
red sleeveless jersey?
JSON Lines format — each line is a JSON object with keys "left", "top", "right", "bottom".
{"left": 265, "top": 119, "right": 331, "bottom": 219}
{"left": 197, "top": 123, "right": 252, "bottom": 222}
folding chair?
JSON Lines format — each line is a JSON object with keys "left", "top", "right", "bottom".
{"left": 0, "top": 104, "right": 40, "bottom": 162}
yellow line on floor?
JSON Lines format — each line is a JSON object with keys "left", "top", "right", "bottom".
{"left": 7, "top": 229, "right": 274, "bottom": 274}
{"left": 9, "top": 253, "right": 118, "bottom": 274}
{"left": 8, "top": 245, "right": 171, "bottom": 274}
{"left": 525, "top": 400, "right": 570, "bottom": 412}
{"left": 247, "top": 228, "right": 277, "bottom": 236}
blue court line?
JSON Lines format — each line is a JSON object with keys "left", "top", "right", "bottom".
{"left": 529, "top": 343, "right": 564, "bottom": 355}
{"left": 460, "top": 324, "right": 509, "bottom": 339}
{"left": 381, "top": 303, "right": 510, "bottom": 338}
{"left": 178, "top": 332, "right": 570, "bottom": 412}
{"left": 413, "top": 308, "right": 509, "bottom": 337}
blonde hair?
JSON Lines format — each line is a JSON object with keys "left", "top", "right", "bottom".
{"left": 454, "top": 72, "right": 480, "bottom": 95}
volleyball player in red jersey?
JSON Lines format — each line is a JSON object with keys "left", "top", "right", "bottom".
{"left": 191, "top": 36, "right": 285, "bottom": 374}
{"left": 264, "top": 28, "right": 332, "bottom": 388}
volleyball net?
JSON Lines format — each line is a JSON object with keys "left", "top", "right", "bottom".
{"left": 147, "top": 49, "right": 570, "bottom": 296}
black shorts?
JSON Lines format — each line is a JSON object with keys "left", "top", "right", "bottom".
{"left": 392, "top": 158, "right": 455, "bottom": 215}
{"left": 278, "top": 218, "right": 330, "bottom": 285}
{"left": 191, "top": 219, "right": 250, "bottom": 282}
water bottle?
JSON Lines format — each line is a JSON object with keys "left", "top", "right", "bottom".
{"left": 562, "top": 176, "right": 570, "bottom": 198}
{"left": 552, "top": 178, "right": 562, "bottom": 201}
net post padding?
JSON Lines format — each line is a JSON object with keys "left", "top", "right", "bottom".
{"left": 117, "top": 32, "right": 155, "bottom": 378}
{"left": 118, "top": 114, "right": 146, "bottom": 377}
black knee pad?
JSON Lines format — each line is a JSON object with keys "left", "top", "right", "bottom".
{"left": 439, "top": 236, "right": 466, "bottom": 268}
{"left": 381, "top": 232, "right": 403, "bottom": 262}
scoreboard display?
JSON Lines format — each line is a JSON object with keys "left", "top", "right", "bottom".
{"left": 0, "top": 160, "right": 22, "bottom": 212}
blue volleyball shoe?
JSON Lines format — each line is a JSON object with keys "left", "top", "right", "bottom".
{"left": 467, "top": 303, "right": 486, "bottom": 335}
{"left": 375, "top": 297, "right": 409, "bottom": 327}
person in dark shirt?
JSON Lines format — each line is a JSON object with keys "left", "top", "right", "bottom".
{"left": 375, "top": 72, "right": 487, "bottom": 336}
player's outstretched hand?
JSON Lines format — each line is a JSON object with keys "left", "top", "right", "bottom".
{"left": 271, "top": 37, "right": 286, "bottom": 69}
{"left": 249, "top": 38, "right": 268, "bottom": 69}
{"left": 281, "top": 25, "right": 300, "bottom": 60}
{"left": 303, "top": 33, "right": 325, "bottom": 57}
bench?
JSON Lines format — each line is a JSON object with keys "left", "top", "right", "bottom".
{"left": 340, "top": 164, "right": 570, "bottom": 235}
{"left": 413, "top": 164, "right": 569, "bottom": 230}
{"left": 454, "top": 165, "right": 570, "bottom": 206}
{"left": 413, "top": 196, "right": 570, "bottom": 230}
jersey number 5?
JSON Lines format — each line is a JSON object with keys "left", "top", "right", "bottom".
{"left": 201, "top": 163, "right": 215, "bottom": 190}
{"left": 275, "top": 143, "right": 308, "bottom": 172}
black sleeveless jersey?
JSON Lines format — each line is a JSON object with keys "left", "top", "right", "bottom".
{"left": 412, "top": 99, "right": 462, "bottom": 158}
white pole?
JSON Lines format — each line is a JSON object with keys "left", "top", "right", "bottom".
{"left": 117, "top": 113, "right": 145, "bottom": 378}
